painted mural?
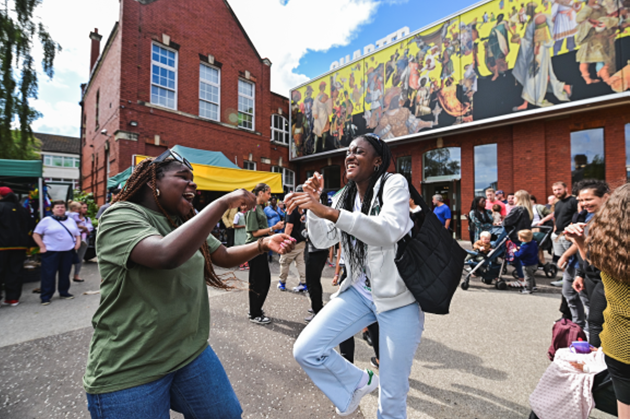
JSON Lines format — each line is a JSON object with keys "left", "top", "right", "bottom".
{"left": 290, "top": 0, "right": 630, "bottom": 159}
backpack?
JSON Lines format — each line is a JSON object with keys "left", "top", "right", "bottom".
{"left": 548, "top": 318, "right": 587, "bottom": 361}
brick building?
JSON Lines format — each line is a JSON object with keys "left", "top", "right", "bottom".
{"left": 289, "top": 0, "right": 630, "bottom": 240}
{"left": 80, "top": 0, "right": 292, "bottom": 205}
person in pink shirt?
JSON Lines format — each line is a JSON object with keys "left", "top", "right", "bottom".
{"left": 485, "top": 188, "right": 506, "bottom": 217}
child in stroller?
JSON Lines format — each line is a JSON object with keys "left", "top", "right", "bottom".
{"left": 461, "top": 226, "right": 512, "bottom": 290}
{"left": 466, "top": 231, "right": 492, "bottom": 263}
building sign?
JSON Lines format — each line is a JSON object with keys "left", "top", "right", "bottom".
{"left": 329, "top": 27, "right": 410, "bottom": 70}
{"left": 290, "top": 0, "right": 630, "bottom": 159}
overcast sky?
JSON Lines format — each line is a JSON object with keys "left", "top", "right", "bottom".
{"left": 31, "top": 0, "right": 474, "bottom": 137}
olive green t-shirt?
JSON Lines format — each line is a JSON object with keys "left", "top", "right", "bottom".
{"left": 245, "top": 204, "right": 268, "bottom": 244}
{"left": 83, "top": 202, "right": 221, "bottom": 394}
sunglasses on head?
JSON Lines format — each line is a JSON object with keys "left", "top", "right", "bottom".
{"left": 363, "top": 133, "right": 383, "bottom": 144}
{"left": 152, "top": 149, "right": 193, "bottom": 171}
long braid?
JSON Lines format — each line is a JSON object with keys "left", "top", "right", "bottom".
{"left": 113, "top": 158, "right": 232, "bottom": 290}
{"left": 335, "top": 134, "right": 393, "bottom": 281}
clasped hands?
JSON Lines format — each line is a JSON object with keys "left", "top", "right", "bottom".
{"left": 285, "top": 172, "right": 339, "bottom": 222}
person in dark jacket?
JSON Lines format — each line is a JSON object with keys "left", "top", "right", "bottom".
{"left": 0, "top": 187, "right": 32, "bottom": 306}
{"left": 503, "top": 190, "right": 534, "bottom": 281}
{"left": 564, "top": 179, "right": 610, "bottom": 346}
{"left": 514, "top": 229, "right": 539, "bottom": 294}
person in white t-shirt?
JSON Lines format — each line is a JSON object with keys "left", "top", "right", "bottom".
{"left": 33, "top": 200, "right": 81, "bottom": 306}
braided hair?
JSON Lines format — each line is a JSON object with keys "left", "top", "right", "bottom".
{"left": 113, "top": 158, "right": 231, "bottom": 290}
{"left": 335, "top": 134, "right": 393, "bottom": 281}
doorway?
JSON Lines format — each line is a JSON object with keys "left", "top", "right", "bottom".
{"left": 422, "top": 179, "right": 461, "bottom": 239}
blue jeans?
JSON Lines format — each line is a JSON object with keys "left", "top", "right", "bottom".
{"left": 294, "top": 287, "right": 424, "bottom": 419}
{"left": 40, "top": 250, "right": 74, "bottom": 302}
{"left": 86, "top": 345, "right": 242, "bottom": 419}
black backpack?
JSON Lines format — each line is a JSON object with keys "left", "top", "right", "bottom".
{"left": 378, "top": 174, "right": 466, "bottom": 315}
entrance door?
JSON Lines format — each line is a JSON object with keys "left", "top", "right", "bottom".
{"left": 422, "top": 179, "right": 461, "bottom": 239}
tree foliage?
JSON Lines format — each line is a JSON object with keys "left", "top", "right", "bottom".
{"left": 0, "top": 0, "right": 61, "bottom": 159}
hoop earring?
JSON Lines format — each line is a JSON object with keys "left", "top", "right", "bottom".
{"left": 156, "top": 188, "right": 161, "bottom": 197}
{"left": 374, "top": 165, "right": 380, "bottom": 172}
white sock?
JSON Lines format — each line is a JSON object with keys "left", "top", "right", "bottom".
{"left": 356, "top": 370, "right": 369, "bottom": 390}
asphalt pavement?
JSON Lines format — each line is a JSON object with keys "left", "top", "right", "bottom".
{"left": 0, "top": 249, "right": 616, "bottom": 419}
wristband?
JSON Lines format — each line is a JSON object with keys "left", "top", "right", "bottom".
{"left": 257, "top": 238, "right": 265, "bottom": 254}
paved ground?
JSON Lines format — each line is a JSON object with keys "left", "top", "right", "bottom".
{"left": 0, "top": 248, "right": 616, "bottom": 419}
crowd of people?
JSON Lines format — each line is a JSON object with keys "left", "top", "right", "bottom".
{"left": 467, "top": 181, "right": 629, "bottom": 418}
{"left": 0, "top": 137, "right": 628, "bottom": 419}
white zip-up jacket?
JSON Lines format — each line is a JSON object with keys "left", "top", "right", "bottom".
{"left": 307, "top": 173, "right": 417, "bottom": 313}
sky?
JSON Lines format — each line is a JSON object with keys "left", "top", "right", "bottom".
{"left": 31, "top": 0, "right": 478, "bottom": 137}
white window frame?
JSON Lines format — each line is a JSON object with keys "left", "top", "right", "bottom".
{"left": 199, "top": 63, "right": 220, "bottom": 121}
{"left": 150, "top": 43, "right": 178, "bottom": 110}
{"left": 271, "top": 114, "right": 289, "bottom": 145}
{"left": 43, "top": 155, "right": 79, "bottom": 168}
{"left": 238, "top": 79, "right": 255, "bottom": 130}
{"left": 272, "top": 166, "right": 295, "bottom": 193}
{"left": 243, "top": 160, "right": 256, "bottom": 170}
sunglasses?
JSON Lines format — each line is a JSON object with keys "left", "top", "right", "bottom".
{"left": 363, "top": 133, "right": 383, "bottom": 144}
{"left": 152, "top": 149, "right": 193, "bottom": 171}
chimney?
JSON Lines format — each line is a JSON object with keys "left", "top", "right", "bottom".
{"left": 89, "top": 28, "right": 102, "bottom": 73}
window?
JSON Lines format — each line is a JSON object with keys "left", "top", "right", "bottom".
{"left": 271, "top": 114, "right": 289, "bottom": 144}
{"left": 199, "top": 64, "right": 220, "bottom": 121}
{"left": 151, "top": 44, "right": 177, "bottom": 109}
{"left": 45, "top": 177, "right": 79, "bottom": 190}
{"left": 571, "top": 128, "right": 605, "bottom": 184}
{"left": 272, "top": 166, "right": 295, "bottom": 194}
{"left": 473, "top": 144, "right": 498, "bottom": 196}
{"left": 43, "top": 155, "right": 80, "bottom": 168}
{"left": 626, "top": 124, "right": 630, "bottom": 181}
{"left": 243, "top": 160, "right": 256, "bottom": 170}
{"left": 106, "top": 150, "right": 110, "bottom": 176}
{"left": 396, "top": 156, "right": 412, "bottom": 184}
{"left": 238, "top": 79, "right": 254, "bottom": 130}
{"left": 423, "top": 147, "right": 461, "bottom": 182}
{"left": 95, "top": 89, "right": 100, "bottom": 128}
{"left": 322, "top": 165, "right": 340, "bottom": 192}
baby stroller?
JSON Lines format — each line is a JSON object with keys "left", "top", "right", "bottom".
{"left": 460, "top": 227, "right": 513, "bottom": 291}
{"left": 510, "top": 225, "right": 558, "bottom": 280}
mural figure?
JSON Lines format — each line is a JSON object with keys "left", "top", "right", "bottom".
{"left": 551, "top": 0, "right": 578, "bottom": 55}
{"left": 486, "top": 14, "right": 514, "bottom": 80}
{"left": 575, "top": 0, "right": 624, "bottom": 84}
{"left": 312, "top": 81, "right": 333, "bottom": 153}
{"left": 365, "top": 62, "right": 384, "bottom": 129}
{"left": 414, "top": 76, "right": 433, "bottom": 116}
{"left": 512, "top": 2, "right": 572, "bottom": 110}
{"left": 374, "top": 87, "right": 441, "bottom": 139}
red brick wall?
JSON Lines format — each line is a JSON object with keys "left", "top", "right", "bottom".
{"left": 81, "top": 0, "right": 291, "bottom": 205}
{"left": 295, "top": 104, "right": 630, "bottom": 240}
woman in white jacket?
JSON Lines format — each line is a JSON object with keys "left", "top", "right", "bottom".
{"left": 286, "top": 134, "right": 424, "bottom": 419}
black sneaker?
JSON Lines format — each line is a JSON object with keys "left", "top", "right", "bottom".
{"left": 249, "top": 315, "right": 271, "bottom": 325}
{"left": 60, "top": 294, "right": 75, "bottom": 300}
{"left": 362, "top": 331, "right": 373, "bottom": 347}
{"left": 370, "top": 357, "right": 380, "bottom": 369}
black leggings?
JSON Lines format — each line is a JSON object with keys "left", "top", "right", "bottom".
{"left": 339, "top": 322, "right": 380, "bottom": 364}
{"left": 305, "top": 250, "right": 328, "bottom": 313}
{"left": 584, "top": 276, "right": 607, "bottom": 347}
{"left": 248, "top": 253, "right": 270, "bottom": 318}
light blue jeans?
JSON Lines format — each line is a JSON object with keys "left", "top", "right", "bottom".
{"left": 293, "top": 286, "right": 424, "bottom": 419}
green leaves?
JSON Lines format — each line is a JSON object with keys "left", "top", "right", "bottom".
{"left": 0, "top": 0, "right": 61, "bottom": 160}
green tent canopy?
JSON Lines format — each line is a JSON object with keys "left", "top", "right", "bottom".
{"left": 107, "top": 166, "right": 133, "bottom": 189}
{"left": 0, "top": 159, "right": 43, "bottom": 194}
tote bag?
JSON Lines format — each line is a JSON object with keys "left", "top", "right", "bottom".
{"left": 380, "top": 175, "right": 467, "bottom": 314}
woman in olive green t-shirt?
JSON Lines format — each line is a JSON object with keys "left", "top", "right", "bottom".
{"left": 245, "top": 183, "right": 284, "bottom": 325}
{"left": 83, "top": 151, "right": 295, "bottom": 419}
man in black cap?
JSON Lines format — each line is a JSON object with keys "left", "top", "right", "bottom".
{"left": 0, "top": 187, "right": 32, "bottom": 306}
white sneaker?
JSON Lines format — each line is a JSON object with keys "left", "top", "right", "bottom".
{"left": 335, "top": 369, "right": 379, "bottom": 416}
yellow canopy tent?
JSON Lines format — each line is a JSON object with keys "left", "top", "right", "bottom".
{"left": 133, "top": 155, "right": 283, "bottom": 193}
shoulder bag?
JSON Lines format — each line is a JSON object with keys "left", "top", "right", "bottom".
{"left": 379, "top": 175, "right": 467, "bottom": 315}
{"left": 53, "top": 218, "right": 82, "bottom": 264}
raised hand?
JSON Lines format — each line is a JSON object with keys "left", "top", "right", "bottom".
{"left": 224, "top": 189, "right": 257, "bottom": 211}
{"left": 264, "top": 234, "right": 296, "bottom": 254}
